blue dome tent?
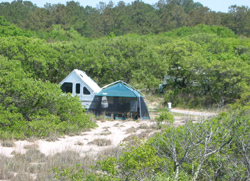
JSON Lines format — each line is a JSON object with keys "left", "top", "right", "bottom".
{"left": 88, "top": 81, "right": 150, "bottom": 120}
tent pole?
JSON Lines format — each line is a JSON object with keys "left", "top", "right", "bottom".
{"left": 139, "top": 97, "right": 142, "bottom": 120}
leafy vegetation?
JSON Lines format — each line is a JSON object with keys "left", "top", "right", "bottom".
{"left": 0, "top": 1, "right": 250, "bottom": 179}
{"left": 1, "top": 16, "right": 250, "bottom": 139}
{"left": 0, "top": 56, "right": 96, "bottom": 139}
{"left": 1, "top": 0, "right": 250, "bottom": 38}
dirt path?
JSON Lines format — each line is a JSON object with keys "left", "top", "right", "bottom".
{"left": 171, "top": 108, "right": 217, "bottom": 116}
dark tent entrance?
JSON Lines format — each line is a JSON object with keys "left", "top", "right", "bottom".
{"left": 88, "top": 81, "right": 150, "bottom": 120}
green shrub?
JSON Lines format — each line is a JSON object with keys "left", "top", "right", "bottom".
{"left": 155, "top": 111, "right": 174, "bottom": 129}
{"left": 0, "top": 56, "right": 96, "bottom": 139}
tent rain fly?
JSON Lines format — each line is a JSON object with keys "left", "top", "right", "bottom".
{"left": 88, "top": 81, "right": 150, "bottom": 120}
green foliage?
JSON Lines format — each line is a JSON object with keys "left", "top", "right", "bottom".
{"left": 0, "top": 6, "right": 249, "bottom": 180}
{"left": 0, "top": 56, "right": 96, "bottom": 139}
{"left": 53, "top": 164, "right": 97, "bottom": 181}
{"left": 37, "top": 25, "right": 86, "bottom": 42}
{"left": 150, "top": 110, "right": 250, "bottom": 180}
{"left": 53, "top": 163, "right": 120, "bottom": 181}
{"left": 155, "top": 111, "right": 174, "bottom": 129}
{"left": 0, "top": 16, "right": 36, "bottom": 37}
{"left": 1, "top": 0, "right": 250, "bottom": 38}
{"left": 162, "top": 24, "right": 237, "bottom": 38}
{"left": 159, "top": 30, "right": 250, "bottom": 107}
{"left": 80, "top": 34, "right": 168, "bottom": 86}
{"left": 0, "top": 20, "right": 249, "bottom": 108}
{"left": 95, "top": 141, "right": 167, "bottom": 180}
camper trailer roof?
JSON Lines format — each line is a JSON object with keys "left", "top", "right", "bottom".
{"left": 74, "top": 69, "right": 101, "bottom": 93}
{"left": 60, "top": 69, "right": 101, "bottom": 93}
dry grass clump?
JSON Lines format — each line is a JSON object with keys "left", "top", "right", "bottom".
{"left": 125, "top": 127, "right": 137, "bottom": 134}
{"left": 113, "top": 123, "right": 120, "bottom": 127}
{"left": 36, "top": 151, "right": 84, "bottom": 180}
{"left": 75, "top": 141, "right": 84, "bottom": 146}
{"left": 100, "top": 131, "right": 112, "bottom": 135}
{"left": 23, "top": 144, "right": 39, "bottom": 150}
{"left": 148, "top": 123, "right": 158, "bottom": 129}
{"left": 137, "top": 131, "right": 149, "bottom": 139}
{"left": 88, "top": 138, "right": 112, "bottom": 146}
{"left": 26, "top": 136, "right": 38, "bottom": 142}
{"left": 0, "top": 149, "right": 46, "bottom": 179}
{"left": 0, "top": 170, "right": 14, "bottom": 180}
{"left": 6, "top": 155, "right": 31, "bottom": 173}
{"left": 21, "top": 148, "right": 46, "bottom": 163}
{"left": 1, "top": 140, "right": 15, "bottom": 147}
{"left": 97, "top": 146, "right": 123, "bottom": 160}
{"left": 12, "top": 173, "right": 34, "bottom": 181}
{"left": 123, "top": 130, "right": 150, "bottom": 144}
{"left": 95, "top": 115, "right": 106, "bottom": 122}
{"left": 0, "top": 148, "right": 106, "bottom": 180}
{"left": 45, "top": 134, "right": 59, "bottom": 142}
{"left": 36, "top": 151, "right": 97, "bottom": 179}
{"left": 123, "top": 134, "right": 136, "bottom": 142}
{"left": 138, "top": 123, "right": 149, "bottom": 129}
{"left": 49, "top": 151, "right": 82, "bottom": 166}
{"left": 99, "top": 128, "right": 112, "bottom": 135}
{"left": 0, "top": 155, "right": 14, "bottom": 180}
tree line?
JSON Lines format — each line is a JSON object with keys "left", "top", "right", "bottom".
{"left": 1, "top": 16, "right": 250, "bottom": 109}
{"left": 0, "top": 0, "right": 250, "bottom": 38}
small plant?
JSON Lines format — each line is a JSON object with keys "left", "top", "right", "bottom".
{"left": 23, "top": 144, "right": 39, "bottom": 150}
{"left": 0, "top": 165, "right": 14, "bottom": 180}
{"left": 88, "top": 139, "right": 112, "bottom": 146}
{"left": 125, "top": 127, "right": 137, "bottom": 134}
{"left": 75, "top": 141, "right": 84, "bottom": 146}
{"left": 123, "top": 134, "right": 136, "bottom": 142}
{"left": 138, "top": 123, "right": 149, "bottom": 129}
{"left": 12, "top": 173, "right": 34, "bottom": 181}
{"left": 20, "top": 148, "right": 46, "bottom": 163}
{"left": 100, "top": 129, "right": 112, "bottom": 135}
{"left": 155, "top": 111, "right": 174, "bottom": 129}
{"left": 45, "top": 134, "right": 59, "bottom": 142}
{"left": 1, "top": 140, "right": 15, "bottom": 147}
{"left": 137, "top": 131, "right": 149, "bottom": 139}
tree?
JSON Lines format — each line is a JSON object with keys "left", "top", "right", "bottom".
{"left": 0, "top": 0, "right": 35, "bottom": 27}
{"left": 187, "top": 6, "right": 222, "bottom": 26}
{"left": 227, "top": 5, "right": 250, "bottom": 36}
{"left": 157, "top": 3, "right": 187, "bottom": 31}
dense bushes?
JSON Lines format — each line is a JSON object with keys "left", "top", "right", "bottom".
{"left": 0, "top": 56, "right": 96, "bottom": 139}
{"left": 0, "top": 16, "right": 36, "bottom": 37}
{"left": 1, "top": 23, "right": 250, "bottom": 108}
{"left": 1, "top": 20, "right": 250, "bottom": 139}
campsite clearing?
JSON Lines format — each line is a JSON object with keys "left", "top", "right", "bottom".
{"left": 0, "top": 108, "right": 215, "bottom": 158}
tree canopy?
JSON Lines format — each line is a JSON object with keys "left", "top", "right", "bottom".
{"left": 1, "top": 0, "right": 250, "bottom": 38}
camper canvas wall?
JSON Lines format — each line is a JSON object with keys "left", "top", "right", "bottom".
{"left": 59, "top": 69, "right": 101, "bottom": 108}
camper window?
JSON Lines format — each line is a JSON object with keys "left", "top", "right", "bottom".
{"left": 76, "top": 83, "right": 80, "bottom": 94}
{"left": 83, "top": 87, "right": 90, "bottom": 95}
{"left": 61, "top": 82, "right": 73, "bottom": 93}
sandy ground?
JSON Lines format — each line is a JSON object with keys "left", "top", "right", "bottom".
{"left": 0, "top": 108, "right": 216, "bottom": 158}
{"left": 0, "top": 120, "right": 157, "bottom": 158}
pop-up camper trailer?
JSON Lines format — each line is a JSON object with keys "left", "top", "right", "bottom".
{"left": 59, "top": 69, "right": 101, "bottom": 108}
